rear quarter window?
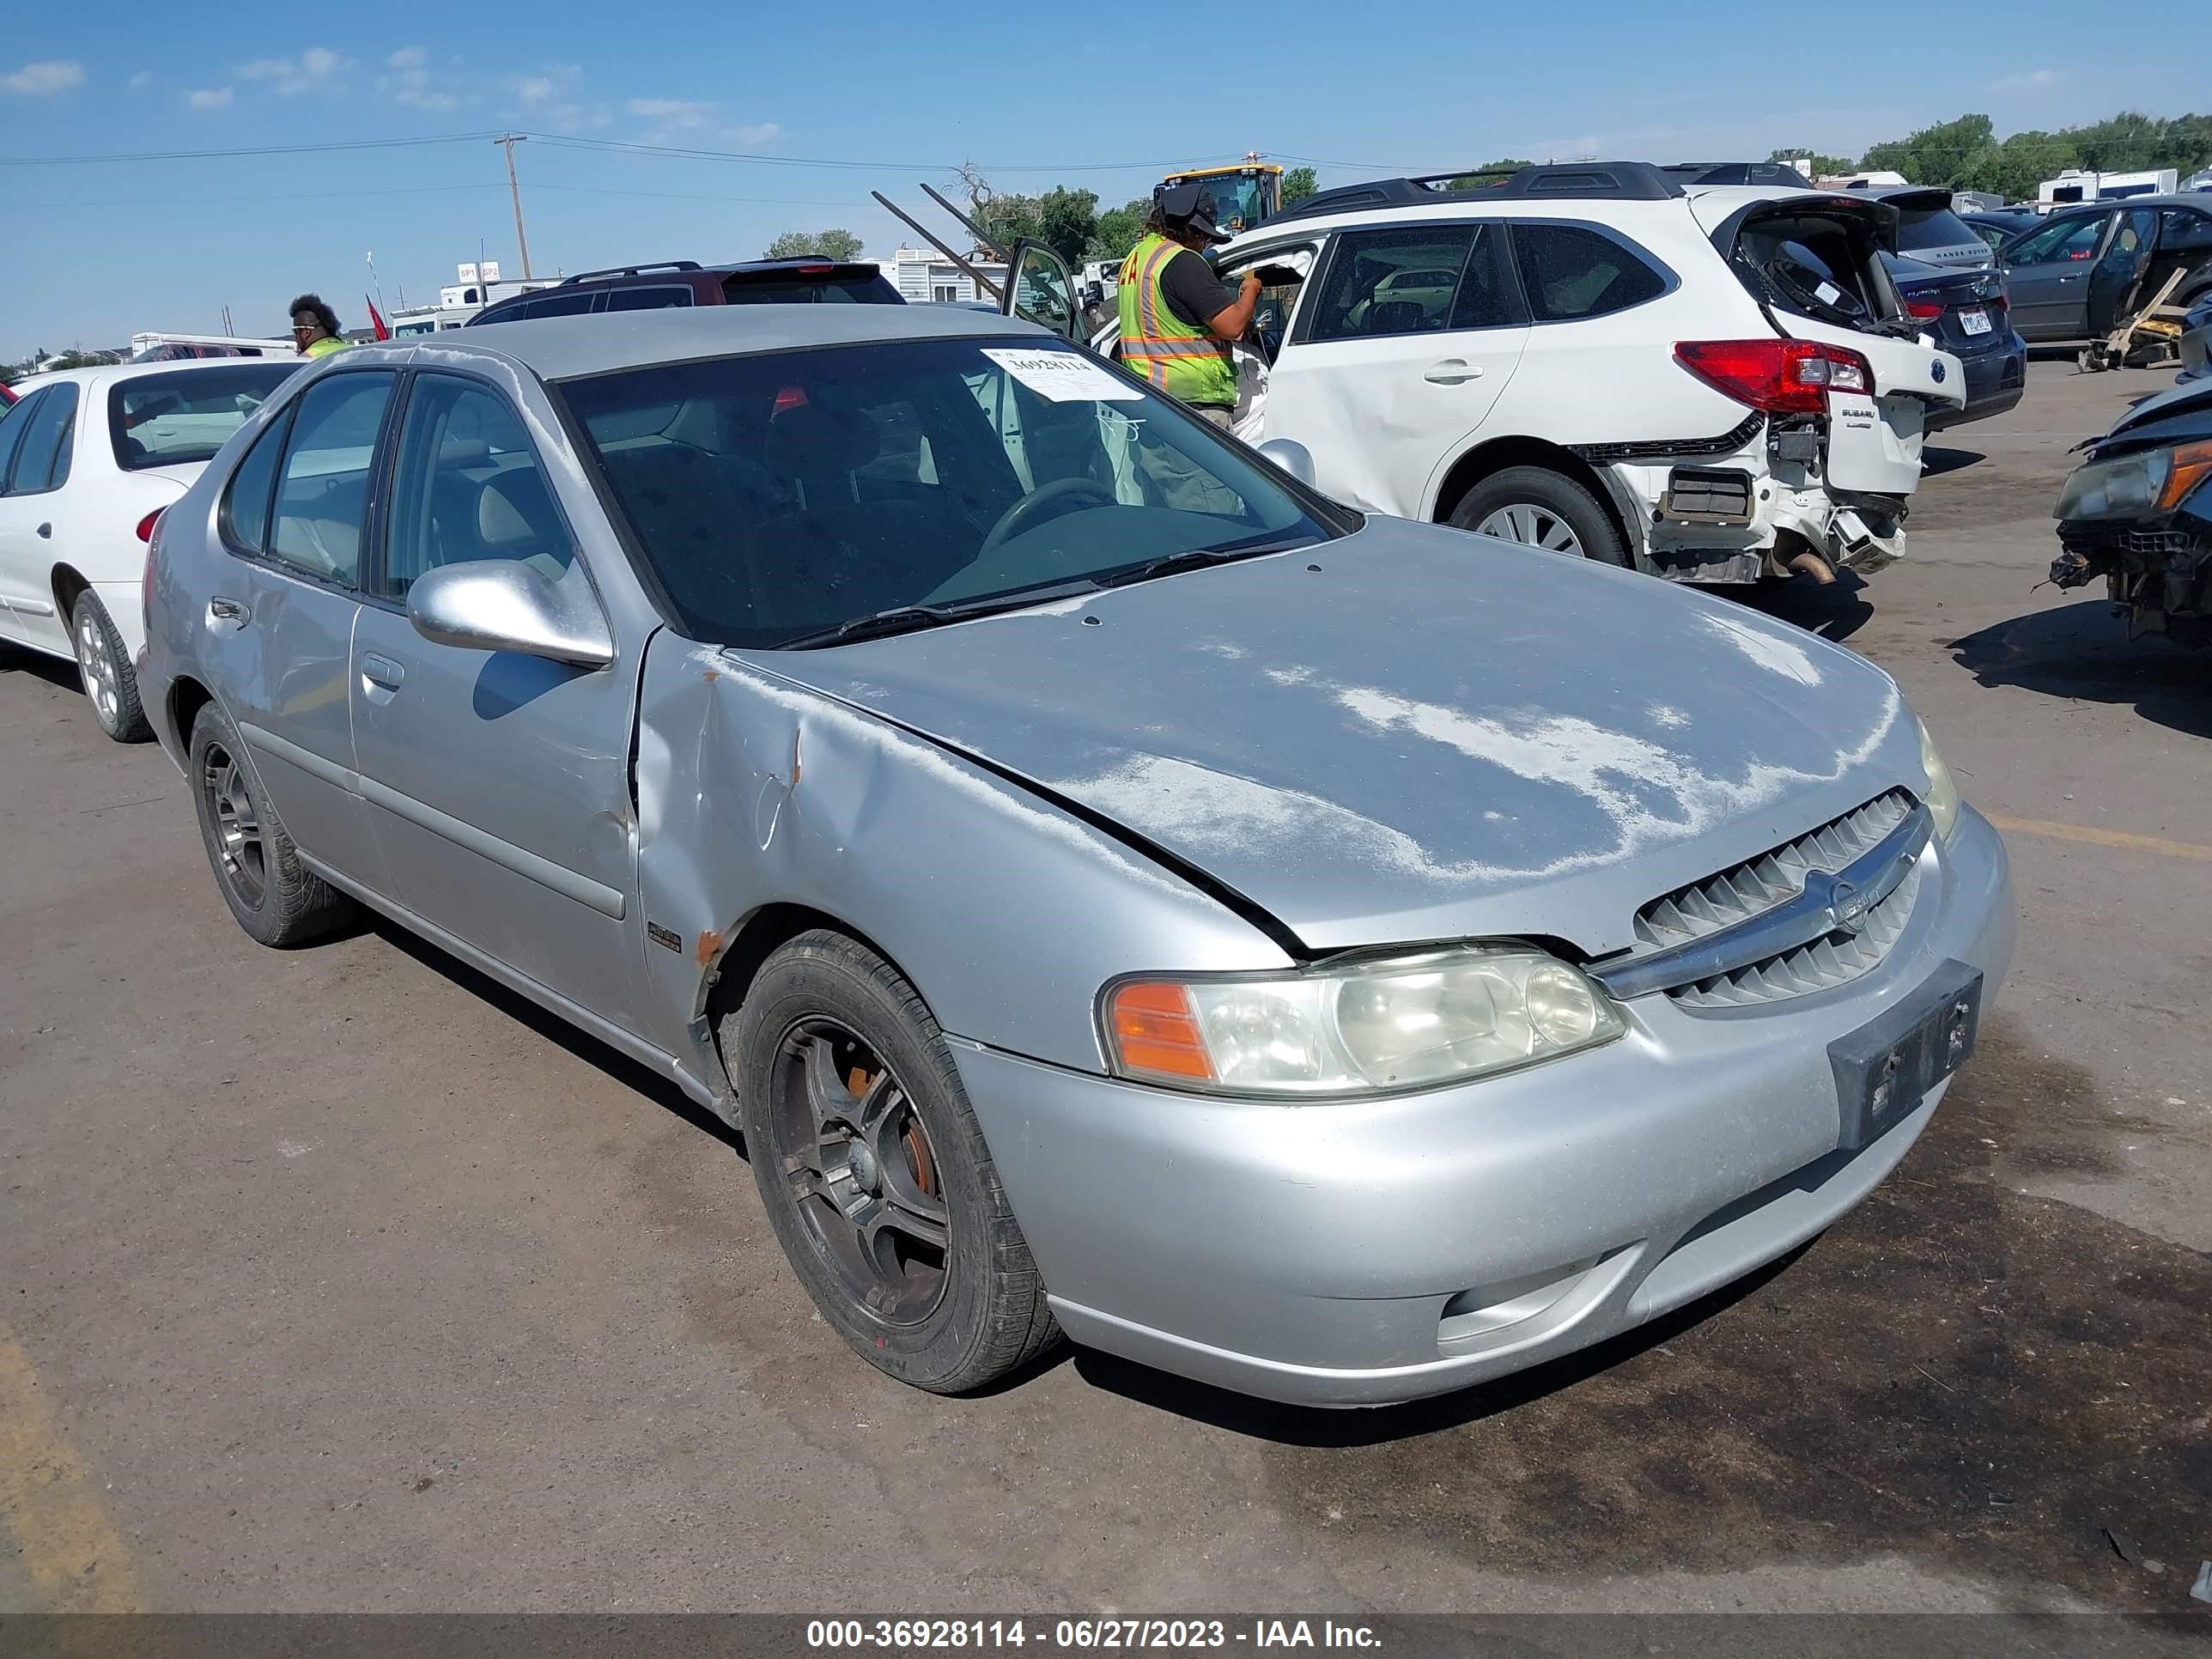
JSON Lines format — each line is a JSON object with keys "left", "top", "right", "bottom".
{"left": 1510, "top": 224, "right": 1668, "bottom": 321}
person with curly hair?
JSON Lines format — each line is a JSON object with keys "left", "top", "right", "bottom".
{"left": 287, "top": 294, "right": 350, "bottom": 359}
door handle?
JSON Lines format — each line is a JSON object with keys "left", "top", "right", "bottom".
{"left": 2057, "top": 273, "right": 2083, "bottom": 283}
{"left": 36, "top": 523, "right": 52, "bottom": 538}
{"left": 1424, "top": 360, "right": 1486, "bottom": 385}
{"left": 360, "top": 653, "right": 405, "bottom": 690}
{"left": 207, "top": 597, "right": 250, "bottom": 623}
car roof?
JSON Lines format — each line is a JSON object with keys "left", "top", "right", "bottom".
{"left": 353, "top": 302, "right": 1048, "bottom": 383}
{"left": 2044, "top": 193, "right": 2212, "bottom": 216}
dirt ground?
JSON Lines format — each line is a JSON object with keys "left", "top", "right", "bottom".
{"left": 3, "top": 356, "right": 2207, "bottom": 1617}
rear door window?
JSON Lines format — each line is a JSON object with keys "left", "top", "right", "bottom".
{"left": 7, "top": 383, "right": 79, "bottom": 495}
{"left": 1510, "top": 224, "right": 1668, "bottom": 321}
{"left": 0, "top": 389, "right": 38, "bottom": 488}
{"left": 221, "top": 410, "right": 292, "bottom": 556}
{"left": 266, "top": 372, "right": 397, "bottom": 588}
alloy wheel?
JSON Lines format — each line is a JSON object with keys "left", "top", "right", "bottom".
{"left": 767, "top": 1018, "right": 951, "bottom": 1326}
{"left": 200, "top": 741, "right": 268, "bottom": 910}
{"left": 75, "top": 610, "right": 121, "bottom": 732}
{"left": 1475, "top": 502, "right": 1587, "bottom": 556}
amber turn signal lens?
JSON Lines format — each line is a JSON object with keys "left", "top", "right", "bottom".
{"left": 1107, "top": 981, "right": 1215, "bottom": 1082}
{"left": 2159, "top": 441, "right": 2212, "bottom": 512}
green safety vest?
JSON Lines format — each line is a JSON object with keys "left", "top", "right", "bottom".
{"left": 1117, "top": 232, "right": 1237, "bottom": 408}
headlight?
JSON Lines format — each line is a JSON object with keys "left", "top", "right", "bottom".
{"left": 1917, "top": 717, "right": 1961, "bottom": 842}
{"left": 2054, "top": 440, "right": 2212, "bottom": 521}
{"left": 1102, "top": 947, "right": 1625, "bottom": 1098}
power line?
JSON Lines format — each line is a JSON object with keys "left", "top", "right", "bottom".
{"left": 0, "top": 126, "right": 1241, "bottom": 176}
{"left": 12, "top": 181, "right": 504, "bottom": 210}
{"left": 520, "top": 131, "right": 1240, "bottom": 174}
{"left": 0, "top": 131, "right": 506, "bottom": 166}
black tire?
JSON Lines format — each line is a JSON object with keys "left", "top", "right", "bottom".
{"left": 728, "top": 930, "right": 1060, "bottom": 1394}
{"left": 1449, "top": 465, "right": 1630, "bottom": 566}
{"left": 69, "top": 590, "right": 151, "bottom": 743}
{"left": 187, "top": 701, "right": 356, "bottom": 948}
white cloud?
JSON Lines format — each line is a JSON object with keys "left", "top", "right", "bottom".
{"left": 506, "top": 64, "right": 580, "bottom": 107}
{"left": 3, "top": 60, "right": 85, "bottom": 96}
{"left": 185, "top": 86, "right": 234, "bottom": 111}
{"left": 724, "top": 121, "right": 782, "bottom": 146}
{"left": 627, "top": 96, "right": 714, "bottom": 125}
{"left": 387, "top": 46, "right": 427, "bottom": 70}
{"left": 128, "top": 70, "right": 152, "bottom": 90}
{"left": 1992, "top": 68, "right": 2063, "bottom": 94}
{"left": 240, "top": 46, "right": 352, "bottom": 96}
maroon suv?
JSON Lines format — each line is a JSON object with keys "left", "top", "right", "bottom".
{"left": 465, "top": 258, "right": 903, "bottom": 325}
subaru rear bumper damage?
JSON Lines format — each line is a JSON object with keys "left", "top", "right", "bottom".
{"left": 1590, "top": 419, "right": 1911, "bottom": 585}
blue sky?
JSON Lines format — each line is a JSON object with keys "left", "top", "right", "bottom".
{"left": 1, "top": 0, "right": 2197, "bottom": 358}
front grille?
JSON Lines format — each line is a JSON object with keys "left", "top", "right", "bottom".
{"left": 1670, "top": 864, "right": 1920, "bottom": 1009}
{"left": 1608, "top": 789, "right": 1926, "bottom": 1010}
{"left": 1633, "top": 790, "right": 1917, "bottom": 952}
{"left": 2118, "top": 529, "right": 2200, "bottom": 558}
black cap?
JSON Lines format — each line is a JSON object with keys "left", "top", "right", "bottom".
{"left": 1158, "top": 180, "right": 1230, "bottom": 245}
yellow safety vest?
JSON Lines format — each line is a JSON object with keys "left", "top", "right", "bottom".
{"left": 303, "top": 337, "right": 349, "bottom": 358}
{"left": 1117, "top": 232, "right": 1237, "bottom": 408}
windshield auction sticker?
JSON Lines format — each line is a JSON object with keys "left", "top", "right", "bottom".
{"left": 982, "top": 348, "right": 1146, "bottom": 402}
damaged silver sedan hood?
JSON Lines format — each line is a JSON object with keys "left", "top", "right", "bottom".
{"left": 742, "top": 520, "right": 1917, "bottom": 956}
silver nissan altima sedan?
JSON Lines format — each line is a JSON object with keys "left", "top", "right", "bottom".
{"left": 140, "top": 305, "right": 2014, "bottom": 1407}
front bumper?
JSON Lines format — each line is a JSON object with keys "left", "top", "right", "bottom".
{"left": 952, "top": 807, "right": 2014, "bottom": 1407}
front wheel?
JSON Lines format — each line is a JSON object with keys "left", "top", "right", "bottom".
{"left": 728, "top": 931, "right": 1060, "bottom": 1394}
{"left": 1449, "top": 465, "right": 1629, "bottom": 567}
{"left": 70, "top": 591, "right": 150, "bottom": 743}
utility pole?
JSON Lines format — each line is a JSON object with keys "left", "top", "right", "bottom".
{"left": 495, "top": 133, "right": 534, "bottom": 281}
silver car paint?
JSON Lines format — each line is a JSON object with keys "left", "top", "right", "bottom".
{"left": 763, "top": 534, "right": 1919, "bottom": 957}
{"left": 141, "top": 308, "right": 2016, "bottom": 1405}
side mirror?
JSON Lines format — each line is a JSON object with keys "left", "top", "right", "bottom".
{"left": 1255, "top": 437, "right": 1316, "bottom": 486}
{"left": 406, "top": 560, "right": 614, "bottom": 668}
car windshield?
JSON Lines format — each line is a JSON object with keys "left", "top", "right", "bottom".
{"left": 110, "top": 364, "right": 298, "bottom": 471}
{"left": 559, "top": 337, "right": 1335, "bottom": 648}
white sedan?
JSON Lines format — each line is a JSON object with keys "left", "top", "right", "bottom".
{"left": 0, "top": 359, "right": 299, "bottom": 739}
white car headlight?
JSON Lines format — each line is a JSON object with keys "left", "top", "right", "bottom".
{"left": 1103, "top": 947, "right": 1625, "bottom": 1098}
{"left": 1917, "top": 716, "right": 1961, "bottom": 842}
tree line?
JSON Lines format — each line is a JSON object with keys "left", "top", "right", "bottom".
{"left": 1772, "top": 109, "right": 2212, "bottom": 203}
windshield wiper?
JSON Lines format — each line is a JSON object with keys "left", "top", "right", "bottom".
{"left": 1097, "top": 532, "right": 1318, "bottom": 591}
{"left": 776, "top": 578, "right": 1105, "bottom": 650}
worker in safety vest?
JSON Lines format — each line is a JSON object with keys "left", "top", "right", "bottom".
{"left": 1117, "top": 182, "right": 1261, "bottom": 428}
{"left": 289, "top": 295, "right": 351, "bottom": 359}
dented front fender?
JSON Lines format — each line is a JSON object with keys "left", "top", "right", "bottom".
{"left": 629, "top": 636, "right": 1294, "bottom": 1083}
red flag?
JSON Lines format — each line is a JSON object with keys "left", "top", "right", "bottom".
{"left": 366, "top": 295, "right": 389, "bottom": 342}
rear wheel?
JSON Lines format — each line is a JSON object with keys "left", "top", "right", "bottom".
{"left": 1449, "top": 465, "right": 1629, "bottom": 566}
{"left": 70, "top": 591, "right": 150, "bottom": 743}
{"left": 728, "top": 931, "right": 1060, "bottom": 1394}
{"left": 187, "top": 702, "right": 356, "bottom": 947}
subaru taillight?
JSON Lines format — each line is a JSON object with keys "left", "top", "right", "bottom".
{"left": 1673, "top": 339, "right": 1877, "bottom": 414}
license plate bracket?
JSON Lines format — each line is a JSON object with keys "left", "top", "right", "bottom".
{"left": 1830, "top": 959, "right": 1984, "bottom": 1152}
